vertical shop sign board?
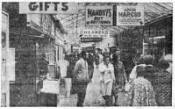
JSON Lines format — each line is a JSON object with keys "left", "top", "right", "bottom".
{"left": 42, "top": 15, "right": 52, "bottom": 35}
{"left": 117, "top": 6, "right": 144, "bottom": 26}
{"left": 86, "top": 6, "right": 113, "bottom": 25}
{"left": 7, "top": 48, "right": 16, "bottom": 81}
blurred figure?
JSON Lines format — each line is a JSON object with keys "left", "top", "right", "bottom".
{"left": 99, "top": 55, "right": 115, "bottom": 106}
{"left": 57, "top": 53, "right": 70, "bottom": 97}
{"left": 73, "top": 51, "right": 90, "bottom": 106}
{"left": 57, "top": 53, "right": 69, "bottom": 78}
{"left": 164, "top": 54, "right": 172, "bottom": 74}
{"left": 84, "top": 55, "right": 105, "bottom": 106}
{"left": 128, "top": 66, "right": 157, "bottom": 106}
{"left": 129, "top": 55, "right": 144, "bottom": 82}
{"left": 112, "top": 49, "right": 127, "bottom": 105}
{"left": 142, "top": 55, "right": 157, "bottom": 85}
{"left": 129, "top": 55, "right": 155, "bottom": 83}
{"left": 87, "top": 53, "right": 94, "bottom": 80}
{"left": 154, "top": 59, "right": 172, "bottom": 106}
{"left": 95, "top": 48, "right": 103, "bottom": 64}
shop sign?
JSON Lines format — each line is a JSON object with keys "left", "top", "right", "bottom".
{"left": 2, "top": 11, "right": 9, "bottom": 48}
{"left": 82, "top": 46, "right": 94, "bottom": 51}
{"left": 80, "top": 42, "right": 94, "bottom": 48}
{"left": 27, "top": 14, "right": 43, "bottom": 34}
{"left": 86, "top": 6, "right": 113, "bottom": 25}
{"left": 80, "top": 29, "right": 109, "bottom": 42}
{"left": 19, "top": 2, "right": 78, "bottom": 14}
{"left": 41, "top": 15, "right": 52, "bottom": 35}
{"left": 27, "top": 14, "right": 55, "bottom": 37}
{"left": 81, "top": 38, "right": 102, "bottom": 42}
{"left": 117, "top": 6, "right": 144, "bottom": 26}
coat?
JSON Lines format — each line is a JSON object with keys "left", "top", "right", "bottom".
{"left": 72, "top": 58, "right": 89, "bottom": 93}
{"left": 128, "top": 77, "right": 157, "bottom": 106}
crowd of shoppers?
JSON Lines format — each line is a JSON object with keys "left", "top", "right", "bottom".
{"left": 57, "top": 48, "right": 172, "bottom": 106}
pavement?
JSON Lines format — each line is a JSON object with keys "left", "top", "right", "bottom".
{"left": 57, "top": 94, "right": 78, "bottom": 107}
{"left": 57, "top": 92, "right": 129, "bottom": 106}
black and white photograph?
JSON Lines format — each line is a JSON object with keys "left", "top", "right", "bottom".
{"left": 1, "top": 0, "right": 173, "bottom": 107}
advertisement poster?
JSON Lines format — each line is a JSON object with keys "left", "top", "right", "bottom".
{"left": 117, "top": 6, "right": 144, "bottom": 26}
{"left": 86, "top": 6, "right": 113, "bottom": 25}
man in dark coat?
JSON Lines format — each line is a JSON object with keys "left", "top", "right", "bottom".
{"left": 73, "top": 51, "right": 90, "bottom": 106}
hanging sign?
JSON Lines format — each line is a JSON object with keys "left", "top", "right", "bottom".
{"left": 80, "top": 29, "right": 109, "bottom": 42}
{"left": 117, "top": 6, "right": 144, "bottom": 26}
{"left": 19, "top": 2, "right": 78, "bottom": 14}
{"left": 86, "top": 6, "right": 113, "bottom": 25}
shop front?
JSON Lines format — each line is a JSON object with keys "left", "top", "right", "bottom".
{"left": 2, "top": 3, "right": 63, "bottom": 106}
{"left": 143, "top": 14, "right": 172, "bottom": 62}
{"left": 1, "top": 10, "right": 10, "bottom": 107}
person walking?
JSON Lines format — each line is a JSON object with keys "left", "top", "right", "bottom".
{"left": 57, "top": 53, "right": 70, "bottom": 97}
{"left": 94, "top": 48, "right": 103, "bottom": 64}
{"left": 99, "top": 55, "right": 115, "bottom": 106}
{"left": 112, "top": 49, "right": 127, "bottom": 105}
{"left": 128, "top": 66, "right": 157, "bottom": 106}
{"left": 84, "top": 55, "right": 105, "bottom": 106}
{"left": 154, "top": 59, "right": 172, "bottom": 106}
{"left": 129, "top": 55, "right": 156, "bottom": 84}
{"left": 73, "top": 51, "right": 89, "bottom": 106}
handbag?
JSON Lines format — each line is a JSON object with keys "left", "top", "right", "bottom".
{"left": 117, "top": 91, "right": 131, "bottom": 106}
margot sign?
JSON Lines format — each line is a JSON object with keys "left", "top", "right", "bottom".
{"left": 19, "top": 2, "right": 78, "bottom": 14}
{"left": 117, "top": 6, "right": 144, "bottom": 26}
{"left": 86, "top": 6, "right": 113, "bottom": 25}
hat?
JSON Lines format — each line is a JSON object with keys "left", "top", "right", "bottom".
{"left": 136, "top": 65, "right": 146, "bottom": 77}
{"left": 143, "top": 55, "right": 154, "bottom": 65}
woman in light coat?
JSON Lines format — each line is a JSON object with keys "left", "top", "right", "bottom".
{"left": 84, "top": 55, "right": 105, "bottom": 106}
{"left": 99, "top": 55, "right": 115, "bottom": 106}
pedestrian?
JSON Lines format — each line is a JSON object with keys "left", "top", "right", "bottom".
{"left": 142, "top": 55, "right": 157, "bottom": 85}
{"left": 72, "top": 51, "right": 90, "bottom": 106}
{"left": 84, "top": 54, "right": 105, "bottom": 106}
{"left": 87, "top": 53, "right": 94, "bottom": 79}
{"left": 95, "top": 48, "right": 103, "bottom": 64}
{"left": 99, "top": 55, "right": 115, "bottom": 106}
{"left": 129, "top": 55, "right": 144, "bottom": 82}
{"left": 129, "top": 55, "right": 156, "bottom": 84}
{"left": 112, "top": 49, "right": 127, "bottom": 105}
{"left": 164, "top": 54, "right": 172, "bottom": 74}
{"left": 128, "top": 66, "right": 157, "bottom": 106}
{"left": 154, "top": 59, "right": 172, "bottom": 106}
{"left": 57, "top": 53, "right": 70, "bottom": 97}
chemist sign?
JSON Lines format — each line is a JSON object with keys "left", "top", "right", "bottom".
{"left": 80, "top": 29, "right": 109, "bottom": 42}
{"left": 19, "top": 2, "right": 78, "bottom": 14}
{"left": 86, "top": 6, "right": 113, "bottom": 25}
{"left": 117, "top": 6, "right": 144, "bottom": 26}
